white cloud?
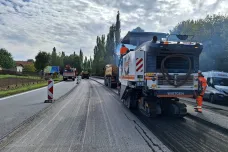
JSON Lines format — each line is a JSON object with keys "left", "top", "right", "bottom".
{"left": 0, "top": 0, "right": 228, "bottom": 60}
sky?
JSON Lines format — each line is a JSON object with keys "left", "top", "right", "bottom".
{"left": 0, "top": 0, "right": 228, "bottom": 61}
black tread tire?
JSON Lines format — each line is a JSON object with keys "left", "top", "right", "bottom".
{"left": 210, "top": 94, "right": 215, "bottom": 103}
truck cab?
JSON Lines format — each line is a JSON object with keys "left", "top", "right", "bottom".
{"left": 202, "top": 71, "right": 228, "bottom": 103}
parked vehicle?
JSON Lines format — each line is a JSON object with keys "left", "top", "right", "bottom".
{"left": 202, "top": 71, "right": 228, "bottom": 103}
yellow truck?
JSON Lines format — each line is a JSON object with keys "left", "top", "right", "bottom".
{"left": 81, "top": 71, "right": 89, "bottom": 79}
{"left": 104, "top": 64, "right": 118, "bottom": 88}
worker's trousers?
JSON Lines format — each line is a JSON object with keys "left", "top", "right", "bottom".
{"left": 196, "top": 95, "right": 203, "bottom": 107}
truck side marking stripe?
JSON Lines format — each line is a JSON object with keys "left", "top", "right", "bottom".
{"left": 136, "top": 64, "right": 143, "bottom": 72}
{"left": 136, "top": 58, "right": 143, "bottom": 66}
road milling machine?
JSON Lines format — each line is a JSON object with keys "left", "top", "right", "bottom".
{"left": 118, "top": 33, "right": 203, "bottom": 117}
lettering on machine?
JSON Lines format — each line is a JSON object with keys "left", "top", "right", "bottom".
{"left": 167, "top": 92, "right": 184, "bottom": 95}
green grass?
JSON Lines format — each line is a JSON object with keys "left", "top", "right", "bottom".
{"left": 0, "top": 74, "right": 40, "bottom": 79}
{"left": 0, "top": 76, "right": 63, "bottom": 98}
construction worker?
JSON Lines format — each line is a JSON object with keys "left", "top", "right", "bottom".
{"left": 195, "top": 70, "right": 207, "bottom": 113}
{"left": 120, "top": 44, "right": 129, "bottom": 58}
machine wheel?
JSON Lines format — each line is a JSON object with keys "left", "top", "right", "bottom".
{"left": 104, "top": 79, "right": 107, "bottom": 86}
{"left": 108, "top": 78, "right": 111, "bottom": 88}
{"left": 126, "top": 97, "right": 131, "bottom": 109}
{"left": 138, "top": 97, "right": 157, "bottom": 117}
{"left": 111, "top": 83, "right": 117, "bottom": 88}
{"left": 209, "top": 94, "right": 215, "bottom": 103}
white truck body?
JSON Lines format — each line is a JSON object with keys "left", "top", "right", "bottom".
{"left": 119, "top": 51, "right": 198, "bottom": 98}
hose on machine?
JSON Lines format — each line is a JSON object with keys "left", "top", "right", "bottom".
{"left": 160, "top": 54, "right": 192, "bottom": 87}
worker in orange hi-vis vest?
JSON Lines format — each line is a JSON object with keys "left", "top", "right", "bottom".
{"left": 120, "top": 44, "right": 129, "bottom": 57}
{"left": 194, "top": 70, "right": 207, "bottom": 113}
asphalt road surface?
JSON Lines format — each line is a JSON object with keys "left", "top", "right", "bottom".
{"left": 91, "top": 78, "right": 228, "bottom": 152}
{"left": 2, "top": 79, "right": 228, "bottom": 152}
{"left": 0, "top": 80, "right": 170, "bottom": 152}
{"left": 0, "top": 80, "right": 76, "bottom": 140}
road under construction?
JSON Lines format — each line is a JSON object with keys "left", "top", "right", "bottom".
{"left": 0, "top": 79, "right": 228, "bottom": 152}
{"left": 1, "top": 33, "right": 228, "bottom": 152}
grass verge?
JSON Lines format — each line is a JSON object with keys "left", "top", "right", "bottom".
{"left": 0, "top": 77, "right": 62, "bottom": 98}
{"left": 0, "top": 75, "right": 40, "bottom": 79}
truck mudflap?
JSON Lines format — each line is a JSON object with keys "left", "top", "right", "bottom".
{"left": 155, "top": 90, "right": 194, "bottom": 98}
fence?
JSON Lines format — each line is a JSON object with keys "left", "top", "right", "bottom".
{"left": 0, "top": 70, "right": 45, "bottom": 91}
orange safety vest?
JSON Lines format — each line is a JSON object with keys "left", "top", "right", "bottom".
{"left": 120, "top": 47, "right": 128, "bottom": 55}
{"left": 198, "top": 76, "right": 207, "bottom": 96}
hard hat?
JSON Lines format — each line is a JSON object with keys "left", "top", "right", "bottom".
{"left": 198, "top": 70, "right": 202, "bottom": 74}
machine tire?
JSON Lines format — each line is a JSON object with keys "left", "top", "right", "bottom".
{"left": 104, "top": 79, "right": 107, "bottom": 86}
{"left": 111, "top": 83, "right": 117, "bottom": 88}
{"left": 109, "top": 78, "right": 112, "bottom": 88}
{"left": 209, "top": 94, "right": 215, "bottom": 103}
{"left": 126, "top": 97, "right": 131, "bottom": 109}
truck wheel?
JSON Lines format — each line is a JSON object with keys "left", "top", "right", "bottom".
{"left": 209, "top": 94, "right": 215, "bottom": 103}
{"left": 104, "top": 79, "right": 106, "bottom": 86}
{"left": 126, "top": 97, "right": 131, "bottom": 109}
{"left": 108, "top": 78, "right": 111, "bottom": 88}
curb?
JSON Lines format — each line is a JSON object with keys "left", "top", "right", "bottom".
{"left": 0, "top": 82, "right": 79, "bottom": 148}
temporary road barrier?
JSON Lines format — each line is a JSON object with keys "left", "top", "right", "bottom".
{"left": 44, "top": 79, "right": 54, "bottom": 103}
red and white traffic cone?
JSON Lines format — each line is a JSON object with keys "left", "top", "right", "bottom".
{"left": 44, "top": 79, "right": 54, "bottom": 103}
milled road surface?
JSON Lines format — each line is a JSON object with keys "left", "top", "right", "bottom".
{"left": 0, "top": 80, "right": 76, "bottom": 140}
{"left": 0, "top": 80, "right": 170, "bottom": 152}
{"left": 91, "top": 77, "right": 228, "bottom": 152}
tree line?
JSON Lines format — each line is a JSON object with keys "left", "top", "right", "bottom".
{"left": 171, "top": 14, "right": 228, "bottom": 72}
{"left": 34, "top": 47, "right": 92, "bottom": 74}
{"left": 91, "top": 11, "right": 121, "bottom": 76}
{"left": 0, "top": 47, "right": 92, "bottom": 74}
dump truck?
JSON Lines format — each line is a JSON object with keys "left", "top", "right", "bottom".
{"left": 104, "top": 64, "right": 118, "bottom": 88}
{"left": 117, "top": 32, "right": 203, "bottom": 118}
{"left": 81, "top": 71, "right": 89, "bottom": 79}
{"left": 63, "top": 65, "right": 76, "bottom": 81}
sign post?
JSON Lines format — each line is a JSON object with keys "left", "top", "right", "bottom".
{"left": 44, "top": 79, "right": 54, "bottom": 103}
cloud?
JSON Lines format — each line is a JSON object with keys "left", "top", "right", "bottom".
{"left": 0, "top": 0, "right": 227, "bottom": 60}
